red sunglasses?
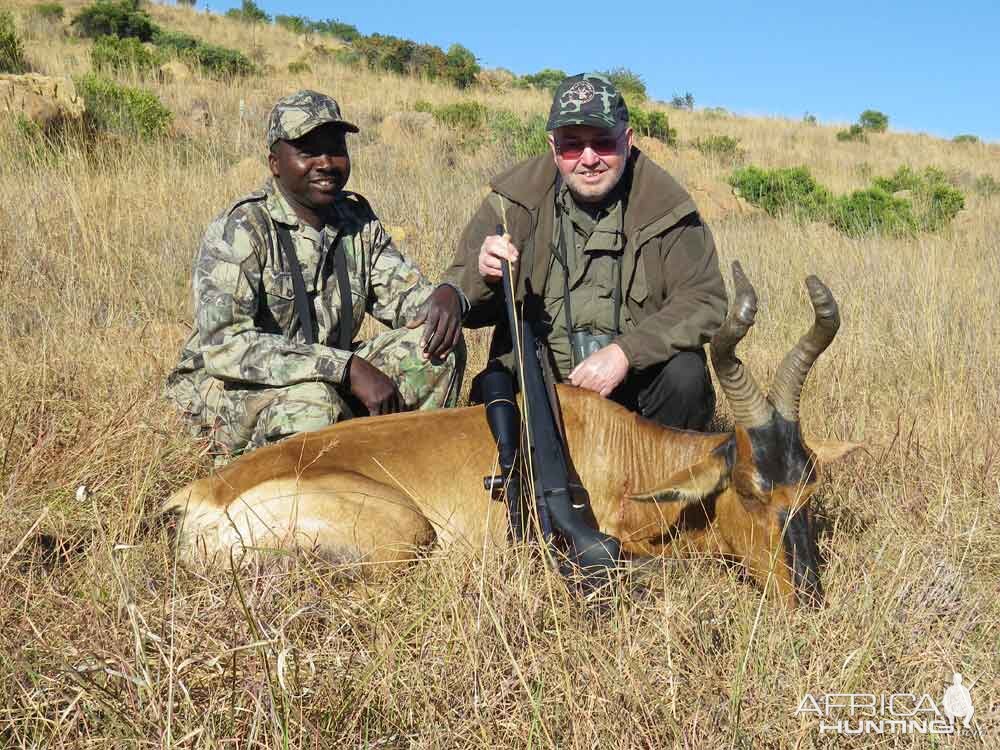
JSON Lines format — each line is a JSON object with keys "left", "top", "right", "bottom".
{"left": 553, "top": 131, "right": 624, "bottom": 161}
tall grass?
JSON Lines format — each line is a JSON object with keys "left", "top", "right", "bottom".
{"left": 1, "top": 1, "right": 999, "bottom": 747}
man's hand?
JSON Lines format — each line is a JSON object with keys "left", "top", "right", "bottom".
{"left": 406, "top": 285, "right": 463, "bottom": 360}
{"left": 347, "top": 356, "right": 404, "bottom": 415}
{"left": 568, "top": 343, "right": 630, "bottom": 397}
{"left": 478, "top": 232, "right": 519, "bottom": 282}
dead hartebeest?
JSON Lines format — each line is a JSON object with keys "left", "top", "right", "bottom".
{"left": 166, "top": 263, "right": 860, "bottom": 606}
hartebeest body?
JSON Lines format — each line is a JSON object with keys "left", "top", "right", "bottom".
{"left": 166, "top": 265, "right": 860, "bottom": 606}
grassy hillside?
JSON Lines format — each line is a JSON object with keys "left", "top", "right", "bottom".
{"left": 1, "top": 2, "right": 998, "bottom": 747}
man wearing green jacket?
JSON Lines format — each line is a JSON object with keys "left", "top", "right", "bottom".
{"left": 445, "top": 73, "right": 727, "bottom": 430}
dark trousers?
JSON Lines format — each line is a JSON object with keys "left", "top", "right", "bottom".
{"left": 471, "top": 349, "right": 716, "bottom": 432}
{"left": 608, "top": 350, "right": 716, "bottom": 431}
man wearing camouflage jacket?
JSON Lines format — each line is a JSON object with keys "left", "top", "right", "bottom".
{"left": 445, "top": 73, "right": 727, "bottom": 430}
{"left": 166, "top": 90, "right": 465, "bottom": 461}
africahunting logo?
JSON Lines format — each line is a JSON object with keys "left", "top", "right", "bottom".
{"left": 796, "top": 673, "right": 989, "bottom": 737}
{"left": 564, "top": 81, "right": 595, "bottom": 105}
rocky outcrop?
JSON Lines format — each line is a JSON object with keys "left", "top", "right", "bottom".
{"left": 0, "top": 73, "right": 85, "bottom": 130}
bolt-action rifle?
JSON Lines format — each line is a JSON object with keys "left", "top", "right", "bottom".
{"left": 482, "top": 225, "right": 622, "bottom": 589}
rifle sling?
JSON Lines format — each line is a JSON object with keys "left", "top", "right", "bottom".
{"left": 275, "top": 224, "right": 353, "bottom": 350}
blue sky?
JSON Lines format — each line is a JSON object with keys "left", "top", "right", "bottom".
{"left": 215, "top": 0, "right": 1000, "bottom": 142}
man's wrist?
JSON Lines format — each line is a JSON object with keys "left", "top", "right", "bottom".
{"left": 436, "top": 282, "right": 469, "bottom": 318}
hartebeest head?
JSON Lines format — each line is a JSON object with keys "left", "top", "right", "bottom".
{"left": 624, "top": 263, "right": 860, "bottom": 607}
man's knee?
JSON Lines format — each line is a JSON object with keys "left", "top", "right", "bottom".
{"left": 251, "top": 381, "right": 350, "bottom": 447}
{"left": 661, "top": 351, "right": 712, "bottom": 399}
{"left": 640, "top": 351, "right": 716, "bottom": 430}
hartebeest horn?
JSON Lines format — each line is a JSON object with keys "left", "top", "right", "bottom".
{"left": 769, "top": 275, "right": 840, "bottom": 422}
{"left": 710, "top": 262, "right": 772, "bottom": 428}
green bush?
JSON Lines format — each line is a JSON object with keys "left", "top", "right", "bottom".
{"left": 603, "top": 67, "right": 647, "bottom": 103}
{"left": 33, "top": 3, "right": 65, "bottom": 21}
{"left": 858, "top": 109, "right": 889, "bottom": 133}
{"left": 413, "top": 100, "right": 433, "bottom": 114}
{"left": 670, "top": 92, "right": 695, "bottom": 111}
{"left": 442, "top": 43, "right": 479, "bottom": 89}
{"left": 275, "top": 15, "right": 307, "bottom": 34}
{"left": 331, "top": 47, "right": 360, "bottom": 67}
{"left": 487, "top": 110, "right": 549, "bottom": 160}
{"left": 831, "top": 188, "right": 916, "bottom": 237}
{"left": 630, "top": 107, "right": 676, "bottom": 145}
{"left": 430, "top": 101, "right": 486, "bottom": 131}
{"left": 872, "top": 166, "right": 964, "bottom": 230}
{"left": 802, "top": 112, "right": 818, "bottom": 125}
{"left": 836, "top": 124, "right": 867, "bottom": 143}
{"left": 729, "top": 165, "right": 833, "bottom": 220}
{"left": 0, "top": 11, "right": 28, "bottom": 74}
{"left": 225, "top": 0, "right": 269, "bottom": 24}
{"left": 287, "top": 60, "right": 310, "bottom": 74}
{"left": 517, "top": 68, "right": 566, "bottom": 92}
{"left": 952, "top": 134, "right": 979, "bottom": 144}
{"left": 74, "top": 72, "right": 172, "bottom": 138}
{"left": 91, "top": 34, "right": 160, "bottom": 73}
{"left": 153, "top": 29, "right": 255, "bottom": 77}
{"left": 307, "top": 19, "right": 360, "bottom": 42}
{"left": 974, "top": 174, "right": 999, "bottom": 197}
{"left": 71, "top": 0, "right": 155, "bottom": 41}
{"left": 692, "top": 134, "right": 744, "bottom": 162}
{"left": 353, "top": 33, "right": 415, "bottom": 75}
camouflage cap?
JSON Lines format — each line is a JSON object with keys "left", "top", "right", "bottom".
{"left": 546, "top": 73, "right": 629, "bottom": 132}
{"left": 266, "top": 89, "right": 359, "bottom": 149}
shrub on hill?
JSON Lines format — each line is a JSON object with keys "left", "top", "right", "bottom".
{"left": 859, "top": 109, "right": 889, "bottom": 133}
{"left": 74, "top": 72, "right": 172, "bottom": 139}
{"left": 731, "top": 164, "right": 964, "bottom": 236}
{"left": 603, "top": 67, "right": 646, "bottom": 103}
{"left": 0, "top": 11, "right": 29, "bottom": 74}
{"left": 729, "top": 165, "right": 833, "bottom": 220}
{"left": 952, "top": 134, "right": 979, "bottom": 144}
{"left": 670, "top": 92, "right": 695, "bottom": 111}
{"left": 275, "top": 15, "right": 307, "bottom": 34}
{"left": 692, "top": 134, "right": 744, "bottom": 162}
{"left": 33, "top": 3, "right": 65, "bottom": 21}
{"left": 974, "top": 174, "right": 999, "bottom": 198}
{"left": 225, "top": 0, "right": 269, "bottom": 24}
{"left": 872, "top": 165, "right": 964, "bottom": 230}
{"left": 516, "top": 68, "right": 567, "bottom": 92}
{"left": 443, "top": 44, "right": 479, "bottom": 89}
{"left": 307, "top": 19, "right": 360, "bottom": 43}
{"left": 487, "top": 110, "right": 549, "bottom": 160}
{"left": 831, "top": 188, "right": 916, "bottom": 237}
{"left": 630, "top": 108, "right": 676, "bottom": 145}
{"left": 153, "top": 29, "right": 256, "bottom": 78}
{"left": 91, "top": 34, "right": 161, "bottom": 74}
{"left": 72, "top": 0, "right": 155, "bottom": 41}
{"left": 836, "top": 124, "right": 867, "bottom": 143}
{"left": 347, "top": 34, "right": 479, "bottom": 88}
{"left": 413, "top": 100, "right": 548, "bottom": 160}
{"left": 429, "top": 101, "right": 486, "bottom": 130}
{"left": 287, "top": 60, "right": 310, "bottom": 74}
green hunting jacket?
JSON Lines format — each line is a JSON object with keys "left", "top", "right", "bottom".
{"left": 444, "top": 147, "right": 728, "bottom": 371}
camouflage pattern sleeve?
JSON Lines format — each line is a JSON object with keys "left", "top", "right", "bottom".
{"left": 195, "top": 209, "right": 353, "bottom": 386}
{"left": 362, "top": 218, "right": 435, "bottom": 328}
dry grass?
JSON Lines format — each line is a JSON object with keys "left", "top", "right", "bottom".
{"left": 1, "top": 2, "right": 999, "bottom": 747}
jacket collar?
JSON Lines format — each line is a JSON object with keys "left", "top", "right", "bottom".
{"left": 490, "top": 147, "right": 695, "bottom": 234}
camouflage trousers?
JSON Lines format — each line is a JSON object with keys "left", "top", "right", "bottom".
{"left": 181, "top": 326, "right": 465, "bottom": 462}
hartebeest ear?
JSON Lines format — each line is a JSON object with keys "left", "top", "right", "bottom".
{"left": 808, "top": 439, "right": 864, "bottom": 466}
{"left": 627, "top": 453, "right": 731, "bottom": 505}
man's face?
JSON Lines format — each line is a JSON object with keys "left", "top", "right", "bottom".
{"left": 268, "top": 122, "right": 351, "bottom": 212}
{"left": 549, "top": 124, "right": 633, "bottom": 204}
